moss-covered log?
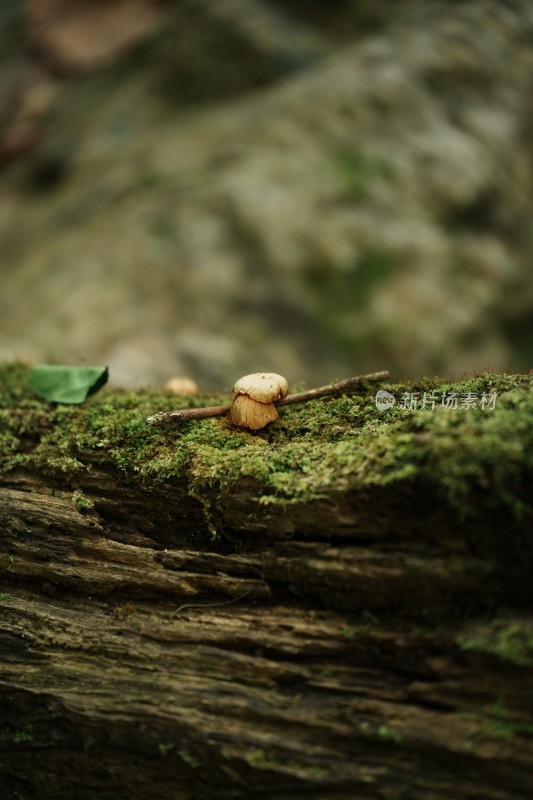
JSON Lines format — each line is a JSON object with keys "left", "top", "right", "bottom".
{"left": 1, "top": 364, "right": 533, "bottom": 799}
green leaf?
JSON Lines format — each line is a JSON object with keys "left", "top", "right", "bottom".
{"left": 27, "top": 365, "right": 109, "bottom": 404}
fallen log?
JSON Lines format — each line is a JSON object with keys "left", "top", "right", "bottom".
{"left": 1, "top": 364, "right": 532, "bottom": 799}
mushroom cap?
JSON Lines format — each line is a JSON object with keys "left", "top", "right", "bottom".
{"left": 164, "top": 376, "right": 199, "bottom": 396}
{"left": 232, "top": 372, "right": 288, "bottom": 403}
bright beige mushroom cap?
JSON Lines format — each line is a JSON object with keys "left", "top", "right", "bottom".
{"left": 232, "top": 372, "right": 288, "bottom": 403}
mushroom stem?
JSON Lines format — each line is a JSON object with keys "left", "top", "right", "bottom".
{"left": 146, "top": 370, "right": 389, "bottom": 426}
{"left": 228, "top": 395, "right": 279, "bottom": 430}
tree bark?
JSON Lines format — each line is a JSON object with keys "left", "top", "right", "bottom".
{"left": 1, "top": 374, "right": 532, "bottom": 799}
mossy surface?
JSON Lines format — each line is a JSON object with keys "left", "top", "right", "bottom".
{"left": 1, "top": 363, "right": 533, "bottom": 520}
{"left": 460, "top": 696, "right": 533, "bottom": 745}
{"left": 458, "top": 618, "right": 533, "bottom": 666}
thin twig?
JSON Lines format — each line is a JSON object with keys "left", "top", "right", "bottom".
{"left": 147, "top": 404, "right": 229, "bottom": 426}
{"left": 277, "top": 371, "right": 389, "bottom": 406}
{"left": 146, "top": 370, "right": 389, "bottom": 426}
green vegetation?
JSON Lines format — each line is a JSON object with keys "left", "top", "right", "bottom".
{"left": 458, "top": 619, "right": 533, "bottom": 666}
{"left": 359, "top": 721, "right": 405, "bottom": 745}
{"left": 27, "top": 365, "right": 108, "bottom": 404}
{"left": 246, "top": 748, "right": 280, "bottom": 770}
{"left": 333, "top": 148, "right": 394, "bottom": 201}
{"left": 377, "top": 725, "right": 405, "bottom": 744}
{"left": 114, "top": 602, "right": 136, "bottom": 620}
{"left": 306, "top": 765, "right": 329, "bottom": 778}
{"left": 340, "top": 621, "right": 378, "bottom": 640}
{"left": 352, "top": 250, "right": 396, "bottom": 309}
{"left": 71, "top": 489, "right": 95, "bottom": 512}
{"left": 13, "top": 732, "right": 33, "bottom": 743}
{"left": 304, "top": 249, "right": 396, "bottom": 356}
{"left": 243, "top": 748, "right": 328, "bottom": 777}
{"left": 177, "top": 750, "right": 201, "bottom": 769}
{"left": 461, "top": 697, "right": 533, "bottom": 746}
{"left": 1, "top": 362, "right": 533, "bottom": 527}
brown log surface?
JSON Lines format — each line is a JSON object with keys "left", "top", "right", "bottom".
{"left": 1, "top": 370, "right": 533, "bottom": 799}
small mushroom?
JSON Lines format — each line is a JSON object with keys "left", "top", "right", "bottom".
{"left": 228, "top": 372, "right": 288, "bottom": 430}
{"left": 164, "top": 376, "right": 199, "bottom": 396}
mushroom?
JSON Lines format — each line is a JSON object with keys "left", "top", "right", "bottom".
{"left": 228, "top": 372, "right": 288, "bottom": 430}
{"left": 164, "top": 376, "right": 199, "bottom": 396}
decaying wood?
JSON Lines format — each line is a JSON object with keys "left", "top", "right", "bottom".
{"left": 1, "top": 370, "right": 533, "bottom": 799}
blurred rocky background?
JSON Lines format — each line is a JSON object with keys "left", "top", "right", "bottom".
{"left": 1, "top": 0, "right": 532, "bottom": 389}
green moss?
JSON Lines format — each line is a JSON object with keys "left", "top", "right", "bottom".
{"left": 245, "top": 748, "right": 280, "bottom": 770}
{"left": 457, "top": 619, "right": 533, "bottom": 666}
{"left": 304, "top": 250, "right": 396, "bottom": 358}
{"left": 377, "top": 725, "right": 405, "bottom": 744}
{"left": 13, "top": 732, "right": 33, "bottom": 743}
{"left": 333, "top": 148, "right": 394, "bottom": 200}
{"left": 306, "top": 765, "right": 330, "bottom": 778}
{"left": 1, "top": 363, "right": 533, "bottom": 527}
{"left": 460, "top": 697, "right": 533, "bottom": 744}
{"left": 71, "top": 490, "right": 95, "bottom": 512}
{"left": 340, "top": 622, "right": 378, "bottom": 640}
{"left": 359, "top": 721, "right": 405, "bottom": 745}
{"left": 114, "top": 602, "right": 136, "bottom": 620}
{"left": 177, "top": 750, "right": 201, "bottom": 769}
